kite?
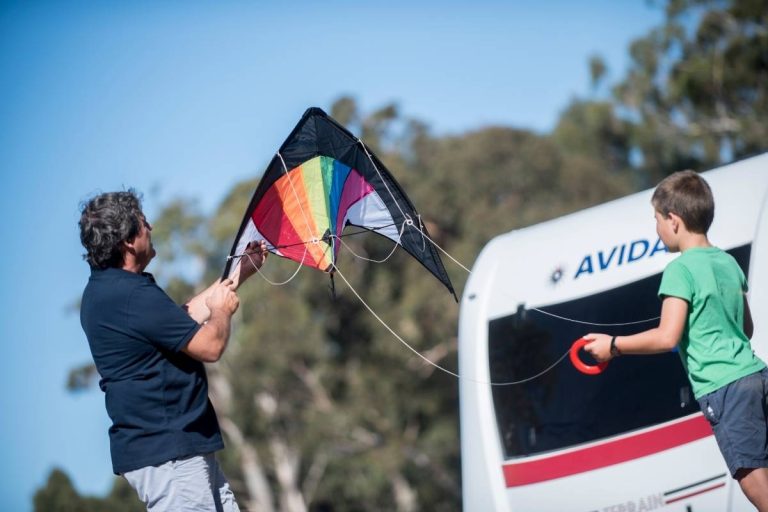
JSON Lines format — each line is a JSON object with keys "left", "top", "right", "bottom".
{"left": 222, "top": 107, "right": 457, "bottom": 299}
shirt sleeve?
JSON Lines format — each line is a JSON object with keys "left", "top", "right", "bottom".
{"left": 736, "top": 259, "right": 748, "bottom": 293}
{"left": 126, "top": 280, "right": 201, "bottom": 352}
{"left": 658, "top": 258, "right": 693, "bottom": 302}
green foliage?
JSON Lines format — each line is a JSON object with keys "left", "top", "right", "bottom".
{"left": 34, "top": 469, "right": 143, "bottom": 512}
{"left": 151, "top": 197, "right": 207, "bottom": 264}
{"left": 66, "top": 362, "right": 100, "bottom": 392}
{"left": 552, "top": 100, "right": 631, "bottom": 171}
{"left": 34, "top": 469, "right": 82, "bottom": 512}
{"left": 614, "top": 0, "right": 768, "bottom": 179}
{"left": 588, "top": 54, "right": 608, "bottom": 90}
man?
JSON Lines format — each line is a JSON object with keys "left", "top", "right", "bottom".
{"left": 78, "top": 190, "right": 267, "bottom": 511}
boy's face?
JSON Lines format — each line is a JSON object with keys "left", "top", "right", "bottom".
{"left": 654, "top": 209, "right": 680, "bottom": 252}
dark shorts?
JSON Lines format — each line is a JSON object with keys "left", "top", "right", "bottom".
{"left": 697, "top": 368, "right": 768, "bottom": 478}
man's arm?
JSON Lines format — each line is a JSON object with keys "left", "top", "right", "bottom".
{"left": 584, "top": 296, "right": 688, "bottom": 362}
{"left": 184, "top": 280, "right": 220, "bottom": 324}
{"left": 228, "top": 239, "right": 268, "bottom": 289}
{"left": 182, "top": 279, "right": 239, "bottom": 362}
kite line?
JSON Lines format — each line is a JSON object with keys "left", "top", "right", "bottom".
{"left": 229, "top": 142, "right": 659, "bottom": 384}
{"left": 231, "top": 214, "right": 660, "bottom": 386}
{"left": 331, "top": 264, "right": 572, "bottom": 387}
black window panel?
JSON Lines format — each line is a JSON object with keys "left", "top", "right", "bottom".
{"left": 489, "top": 244, "right": 751, "bottom": 460}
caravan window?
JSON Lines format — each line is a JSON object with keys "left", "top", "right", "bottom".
{"left": 488, "top": 244, "right": 750, "bottom": 460}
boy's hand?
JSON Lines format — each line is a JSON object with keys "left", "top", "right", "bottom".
{"left": 583, "top": 333, "right": 613, "bottom": 362}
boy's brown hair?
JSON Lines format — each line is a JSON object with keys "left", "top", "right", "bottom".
{"left": 651, "top": 170, "right": 714, "bottom": 234}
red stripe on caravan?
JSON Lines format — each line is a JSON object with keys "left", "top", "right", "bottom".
{"left": 665, "top": 482, "right": 726, "bottom": 504}
{"left": 503, "top": 415, "right": 712, "bottom": 487}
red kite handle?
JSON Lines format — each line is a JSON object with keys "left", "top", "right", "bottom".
{"left": 570, "top": 338, "right": 609, "bottom": 375}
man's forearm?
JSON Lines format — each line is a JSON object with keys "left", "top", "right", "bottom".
{"left": 182, "top": 309, "right": 231, "bottom": 362}
{"left": 184, "top": 280, "right": 221, "bottom": 323}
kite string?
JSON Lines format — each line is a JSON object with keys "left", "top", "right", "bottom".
{"left": 359, "top": 142, "right": 433, "bottom": 255}
{"left": 357, "top": 139, "right": 411, "bottom": 225}
{"left": 527, "top": 308, "right": 660, "bottom": 327}
{"left": 332, "top": 221, "right": 407, "bottom": 264}
{"left": 415, "top": 227, "right": 472, "bottom": 274}
{"left": 331, "top": 241, "right": 658, "bottom": 385}
{"left": 238, "top": 204, "right": 656, "bottom": 385}
{"left": 330, "top": 264, "right": 572, "bottom": 386}
{"left": 229, "top": 245, "right": 308, "bottom": 286}
{"left": 334, "top": 218, "right": 660, "bottom": 326}
{"left": 382, "top": 221, "right": 663, "bottom": 326}
{"left": 357, "top": 140, "right": 430, "bottom": 253}
{"left": 240, "top": 224, "right": 656, "bottom": 384}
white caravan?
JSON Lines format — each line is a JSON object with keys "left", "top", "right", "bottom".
{"left": 459, "top": 153, "right": 768, "bottom": 511}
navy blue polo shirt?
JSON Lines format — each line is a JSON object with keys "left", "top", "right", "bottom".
{"left": 80, "top": 267, "right": 224, "bottom": 474}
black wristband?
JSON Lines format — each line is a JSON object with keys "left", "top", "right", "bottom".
{"left": 610, "top": 336, "right": 621, "bottom": 357}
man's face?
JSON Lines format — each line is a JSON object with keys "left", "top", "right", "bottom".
{"left": 133, "top": 216, "right": 156, "bottom": 269}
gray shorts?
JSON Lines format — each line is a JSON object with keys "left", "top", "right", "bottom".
{"left": 123, "top": 453, "right": 240, "bottom": 512}
{"left": 697, "top": 368, "right": 768, "bottom": 478}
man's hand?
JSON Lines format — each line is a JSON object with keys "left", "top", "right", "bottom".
{"left": 205, "top": 279, "right": 240, "bottom": 316}
{"left": 184, "top": 279, "right": 239, "bottom": 362}
{"left": 231, "top": 240, "right": 269, "bottom": 289}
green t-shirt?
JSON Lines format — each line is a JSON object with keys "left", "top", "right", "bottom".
{"left": 658, "top": 246, "right": 765, "bottom": 399}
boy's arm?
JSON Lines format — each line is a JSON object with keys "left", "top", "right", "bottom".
{"left": 744, "top": 294, "right": 754, "bottom": 339}
{"left": 584, "top": 296, "right": 688, "bottom": 362}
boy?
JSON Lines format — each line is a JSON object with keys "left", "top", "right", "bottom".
{"left": 584, "top": 170, "right": 768, "bottom": 510}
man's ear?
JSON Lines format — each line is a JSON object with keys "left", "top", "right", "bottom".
{"left": 122, "top": 237, "right": 137, "bottom": 253}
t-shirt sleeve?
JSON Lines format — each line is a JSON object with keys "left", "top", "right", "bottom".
{"left": 658, "top": 259, "right": 693, "bottom": 302}
{"left": 736, "top": 259, "right": 749, "bottom": 293}
{"left": 126, "top": 281, "right": 201, "bottom": 352}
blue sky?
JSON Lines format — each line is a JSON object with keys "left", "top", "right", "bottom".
{"left": 0, "top": 1, "right": 663, "bottom": 509}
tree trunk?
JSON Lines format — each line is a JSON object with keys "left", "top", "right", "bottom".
{"left": 210, "top": 369, "right": 276, "bottom": 512}
{"left": 392, "top": 472, "right": 417, "bottom": 512}
{"left": 270, "top": 435, "right": 308, "bottom": 512}
{"left": 219, "top": 418, "right": 276, "bottom": 512}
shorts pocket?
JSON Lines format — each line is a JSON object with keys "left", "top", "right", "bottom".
{"left": 698, "top": 388, "right": 725, "bottom": 426}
